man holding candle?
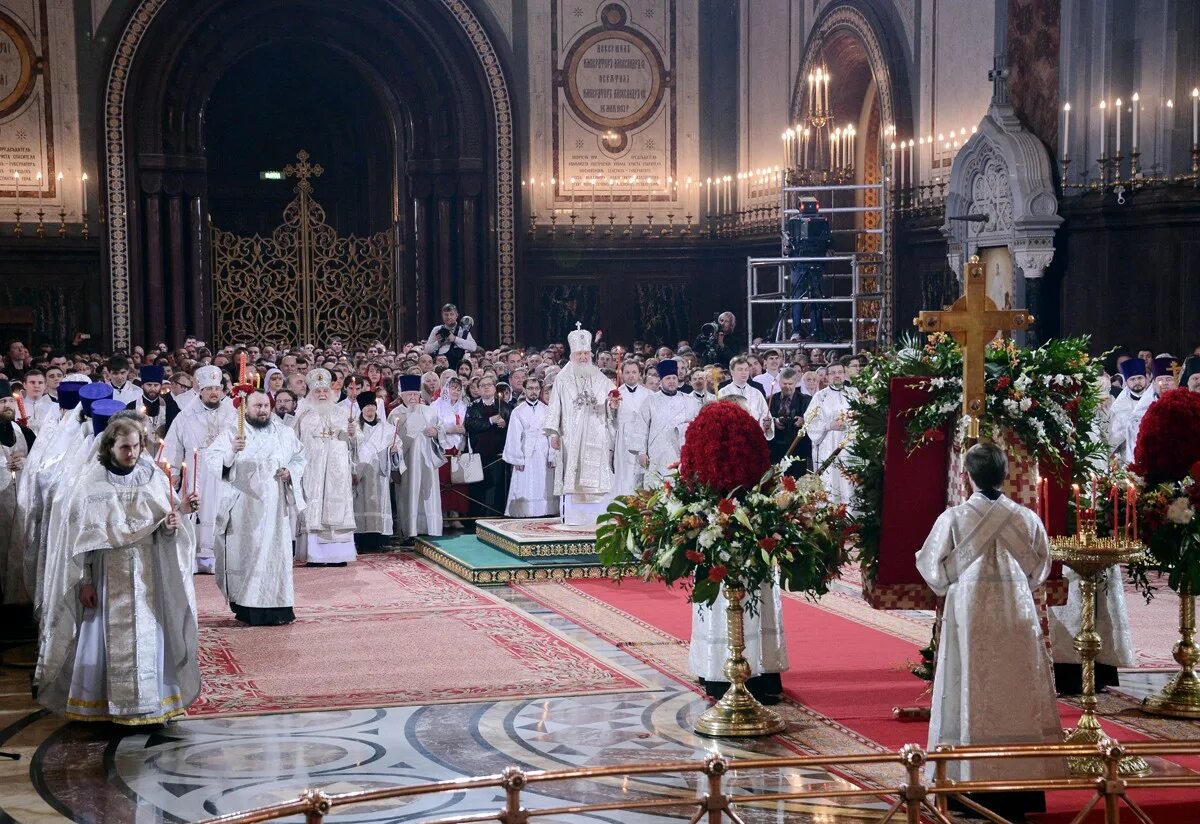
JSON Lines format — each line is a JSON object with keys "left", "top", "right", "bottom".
{"left": 0, "top": 378, "right": 37, "bottom": 605}
{"left": 36, "top": 412, "right": 201, "bottom": 724}
{"left": 162, "top": 365, "right": 236, "bottom": 574}
{"left": 209, "top": 391, "right": 306, "bottom": 625}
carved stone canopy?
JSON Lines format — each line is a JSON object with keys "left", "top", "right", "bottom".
{"left": 941, "top": 101, "right": 1062, "bottom": 281}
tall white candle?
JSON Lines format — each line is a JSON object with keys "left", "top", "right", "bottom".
{"left": 1062, "top": 102, "right": 1071, "bottom": 160}
{"left": 1192, "top": 88, "right": 1199, "bottom": 145}
{"left": 823, "top": 71, "right": 830, "bottom": 113}
{"left": 909, "top": 139, "right": 916, "bottom": 186}
{"left": 81, "top": 172, "right": 88, "bottom": 211}
{"left": 1115, "top": 98, "right": 1123, "bottom": 155}
{"left": 1098, "top": 100, "right": 1107, "bottom": 157}
{"left": 1130, "top": 94, "right": 1139, "bottom": 153}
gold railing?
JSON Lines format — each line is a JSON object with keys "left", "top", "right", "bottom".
{"left": 199, "top": 737, "right": 1200, "bottom": 824}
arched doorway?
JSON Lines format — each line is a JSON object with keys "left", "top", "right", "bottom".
{"left": 791, "top": 2, "right": 912, "bottom": 343}
{"left": 101, "top": 0, "right": 517, "bottom": 351}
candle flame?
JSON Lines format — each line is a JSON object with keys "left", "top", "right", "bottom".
{"left": 1063, "top": 102, "right": 1071, "bottom": 111}
{"left": 1131, "top": 93, "right": 1139, "bottom": 102}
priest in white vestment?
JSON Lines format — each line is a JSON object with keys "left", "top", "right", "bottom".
{"left": 0, "top": 380, "right": 36, "bottom": 604}
{"left": 716, "top": 357, "right": 774, "bottom": 441}
{"left": 294, "top": 368, "right": 359, "bottom": 565}
{"left": 629, "top": 360, "right": 701, "bottom": 487}
{"left": 1126, "top": 355, "right": 1178, "bottom": 463}
{"left": 210, "top": 391, "right": 307, "bottom": 625}
{"left": 391, "top": 374, "right": 448, "bottom": 539}
{"left": 352, "top": 391, "right": 404, "bottom": 550}
{"left": 804, "top": 361, "right": 856, "bottom": 505}
{"left": 543, "top": 324, "right": 621, "bottom": 526}
{"left": 162, "top": 365, "right": 236, "bottom": 573}
{"left": 916, "top": 442, "right": 1062, "bottom": 811}
{"left": 502, "top": 377, "right": 558, "bottom": 517}
{"left": 1108, "top": 359, "right": 1148, "bottom": 465}
{"left": 611, "top": 360, "right": 648, "bottom": 496}
{"left": 37, "top": 413, "right": 201, "bottom": 724}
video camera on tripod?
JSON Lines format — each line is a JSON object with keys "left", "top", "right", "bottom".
{"left": 775, "top": 197, "right": 831, "bottom": 341}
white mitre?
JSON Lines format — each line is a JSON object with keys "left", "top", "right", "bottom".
{"left": 306, "top": 368, "right": 333, "bottom": 390}
{"left": 567, "top": 322, "right": 592, "bottom": 354}
{"left": 195, "top": 365, "right": 223, "bottom": 389}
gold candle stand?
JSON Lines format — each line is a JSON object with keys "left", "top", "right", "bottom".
{"left": 1051, "top": 531, "right": 1151, "bottom": 777}
{"left": 694, "top": 585, "right": 786, "bottom": 738}
{"left": 1141, "top": 588, "right": 1200, "bottom": 719}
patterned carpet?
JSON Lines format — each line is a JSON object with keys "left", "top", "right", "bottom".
{"left": 187, "top": 554, "right": 653, "bottom": 717}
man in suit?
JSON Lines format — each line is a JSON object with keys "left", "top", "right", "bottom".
{"left": 768, "top": 368, "right": 810, "bottom": 473}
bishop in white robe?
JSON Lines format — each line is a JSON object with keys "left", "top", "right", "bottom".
{"left": 294, "top": 369, "right": 359, "bottom": 565}
{"left": 916, "top": 443, "right": 1062, "bottom": 796}
{"left": 209, "top": 391, "right": 307, "bottom": 625}
{"left": 162, "top": 365, "right": 236, "bottom": 573}
{"left": 804, "top": 363, "right": 856, "bottom": 506}
{"left": 611, "top": 361, "right": 649, "bottom": 496}
{"left": 502, "top": 379, "right": 558, "bottom": 517}
{"left": 629, "top": 360, "right": 701, "bottom": 487}
{"left": 353, "top": 391, "right": 404, "bottom": 549}
{"left": 390, "top": 375, "right": 448, "bottom": 539}
{"left": 37, "top": 414, "right": 200, "bottom": 724}
{"left": 543, "top": 325, "right": 620, "bottom": 526}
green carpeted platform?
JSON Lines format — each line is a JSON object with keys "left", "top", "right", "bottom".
{"left": 415, "top": 534, "right": 624, "bottom": 585}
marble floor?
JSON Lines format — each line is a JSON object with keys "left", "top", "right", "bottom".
{"left": 1, "top": 585, "right": 906, "bottom": 824}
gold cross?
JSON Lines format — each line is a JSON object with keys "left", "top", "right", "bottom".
{"left": 914, "top": 255, "right": 1033, "bottom": 437}
{"left": 284, "top": 150, "right": 324, "bottom": 187}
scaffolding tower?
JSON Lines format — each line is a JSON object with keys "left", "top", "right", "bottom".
{"left": 746, "top": 176, "right": 888, "bottom": 354}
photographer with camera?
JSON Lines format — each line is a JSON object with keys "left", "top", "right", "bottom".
{"left": 694, "top": 312, "right": 740, "bottom": 367}
{"left": 424, "top": 303, "right": 478, "bottom": 370}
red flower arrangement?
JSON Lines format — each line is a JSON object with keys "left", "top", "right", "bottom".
{"left": 679, "top": 402, "right": 771, "bottom": 494}
{"left": 1133, "top": 389, "right": 1200, "bottom": 484}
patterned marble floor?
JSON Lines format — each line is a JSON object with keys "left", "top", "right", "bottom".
{"left": 1, "top": 586, "right": 902, "bottom": 824}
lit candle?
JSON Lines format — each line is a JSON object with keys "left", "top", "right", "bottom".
{"left": 908, "top": 139, "right": 915, "bottom": 187}
{"left": 162, "top": 461, "right": 175, "bottom": 508}
{"left": 1130, "top": 94, "right": 1139, "bottom": 153}
{"left": 80, "top": 172, "right": 87, "bottom": 209}
{"left": 823, "top": 69, "right": 830, "bottom": 113}
{"left": 1193, "top": 88, "right": 1199, "bottom": 145}
{"left": 1072, "top": 483, "right": 1081, "bottom": 537}
{"left": 1127, "top": 480, "right": 1137, "bottom": 541}
{"left": 12, "top": 172, "right": 19, "bottom": 204}
{"left": 36, "top": 172, "right": 42, "bottom": 205}
{"left": 1111, "top": 484, "right": 1119, "bottom": 536}
{"left": 1099, "top": 100, "right": 1107, "bottom": 157}
{"left": 1115, "top": 98, "right": 1123, "bottom": 155}
{"left": 192, "top": 447, "right": 199, "bottom": 497}
{"left": 705, "top": 177, "right": 711, "bottom": 217}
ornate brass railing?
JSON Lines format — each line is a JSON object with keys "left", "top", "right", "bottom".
{"left": 199, "top": 737, "right": 1200, "bottom": 824}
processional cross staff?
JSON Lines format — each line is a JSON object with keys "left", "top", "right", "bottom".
{"left": 914, "top": 255, "right": 1033, "bottom": 442}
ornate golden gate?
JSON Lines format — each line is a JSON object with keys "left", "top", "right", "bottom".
{"left": 211, "top": 151, "right": 398, "bottom": 349}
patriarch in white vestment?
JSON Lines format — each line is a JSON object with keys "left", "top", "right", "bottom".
{"left": 916, "top": 443, "right": 1062, "bottom": 798}
{"left": 37, "top": 412, "right": 201, "bottom": 724}
{"left": 353, "top": 391, "right": 404, "bottom": 549}
{"left": 390, "top": 374, "right": 448, "bottom": 539}
{"left": 804, "top": 362, "right": 856, "bottom": 506}
{"left": 502, "top": 377, "right": 558, "bottom": 517}
{"left": 543, "top": 324, "right": 621, "bottom": 526}
{"left": 629, "top": 360, "right": 701, "bottom": 487}
{"left": 162, "top": 365, "right": 236, "bottom": 573}
{"left": 294, "top": 368, "right": 359, "bottom": 565}
{"left": 611, "top": 360, "right": 648, "bottom": 496}
{"left": 209, "top": 391, "right": 307, "bottom": 625}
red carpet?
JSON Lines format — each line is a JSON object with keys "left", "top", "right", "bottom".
{"left": 188, "top": 555, "right": 650, "bottom": 717}
{"left": 549, "top": 577, "right": 1200, "bottom": 823}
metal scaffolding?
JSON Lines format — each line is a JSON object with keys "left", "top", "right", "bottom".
{"left": 746, "top": 176, "right": 888, "bottom": 353}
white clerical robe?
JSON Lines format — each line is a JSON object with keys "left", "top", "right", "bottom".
{"left": 629, "top": 390, "right": 701, "bottom": 487}
{"left": 162, "top": 399, "right": 237, "bottom": 571}
{"left": 1125, "top": 388, "right": 1162, "bottom": 465}
{"left": 209, "top": 420, "right": 307, "bottom": 611}
{"left": 1049, "top": 566, "right": 1136, "bottom": 669}
{"left": 717, "top": 382, "right": 775, "bottom": 441}
{"left": 612, "top": 383, "right": 649, "bottom": 496}
{"left": 392, "top": 404, "right": 448, "bottom": 539}
{"left": 37, "top": 457, "right": 199, "bottom": 724}
{"left": 107, "top": 382, "right": 141, "bottom": 406}
{"left": 32, "top": 394, "right": 58, "bottom": 433}
{"left": 295, "top": 403, "right": 359, "bottom": 562}
{"left": 689, "top": 580, "right": 789, "bottom": 682}
{"left": 916, "top": 493, "right": 1063, "bottom": 780}
{"left": 805, "top": 385, "right": 854, "bottom": 505}
{"left": 0, "top": 421, "right": 32, "bottom": 604}
{"left": 1108, "top": 387, "right": 1145, "bottom": 465}
{"left": 543, "top": 363, "right": 617, "bottom": 525}
{"left": 354, "top": 418, "right": 404, "bottom": 535}
{"left": 502, "top": 400, "right": 558, "bottom": 517}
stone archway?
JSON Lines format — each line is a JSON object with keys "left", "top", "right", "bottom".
{"left": 791, "top": 2, "right": 913, "bottom": 343}
{"left": 102, "top": 0, "right": 517, "bottom": 351}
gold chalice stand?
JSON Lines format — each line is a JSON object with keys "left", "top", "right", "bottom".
{"left": 694, "top": 586, "right": 787, "bottom": 737}
{"left": 1051, "top": 531, "right": 1151, "bottom": 777}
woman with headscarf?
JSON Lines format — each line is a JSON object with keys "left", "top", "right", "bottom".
{"left": 263, "top": 367, "right": 285, "bottom": 400}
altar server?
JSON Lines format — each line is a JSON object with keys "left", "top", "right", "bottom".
{"left": 1109, "top": 359, "right": 1149, "bottom": 465}
{"left": 104, "top": 355, "right": 142, "bottom": 406}
{"left": 717, "top": 357, "right": 774, "bottom": 441}
{"left": 391, "top": 374, "right": 448, "bottom": 540}
{"left": 210, "top": 391, "right": 306, "bottom": 625}
{"left": 916, "top": 443, "right": 1061, "bottom": 812}
{"left": 38, "top": 410, "right": 200, "bottom": 724}
{"left": 612, "top": 360, "right": 648, "bottom": 496}
{"left": 804, "top": 362, "right": 856, "bottom": 505}
{"left": 162, "top": 365, "right": 235, "bottom": 573}
{"left": 0, "top": 378, "right": 37, "bottom": 604}
{"left": 502, "top": 377, "right": 558, "bottom": 517}
{"left": 352, "top": 391, "right": 404, "bottom": 550}
{"left": 294, "top": 368, "right": 359, "bottom": 565}
{"left": 629, "top": 360, "right": 701, "bottom": 487}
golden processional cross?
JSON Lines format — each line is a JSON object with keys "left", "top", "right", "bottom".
{"left": 914, "top": 255, "right": 1033, "bottom": 439}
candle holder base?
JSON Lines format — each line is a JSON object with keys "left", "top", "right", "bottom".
{"left": 1061, "top": 722, "right": 1152, "bottom": 777}
{"left": 1142, "top": 593, "right": 1200, "bottom": 718}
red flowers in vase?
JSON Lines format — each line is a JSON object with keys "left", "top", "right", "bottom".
{"left": 679, "top": 402, "right": 771, "bottom": 495}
